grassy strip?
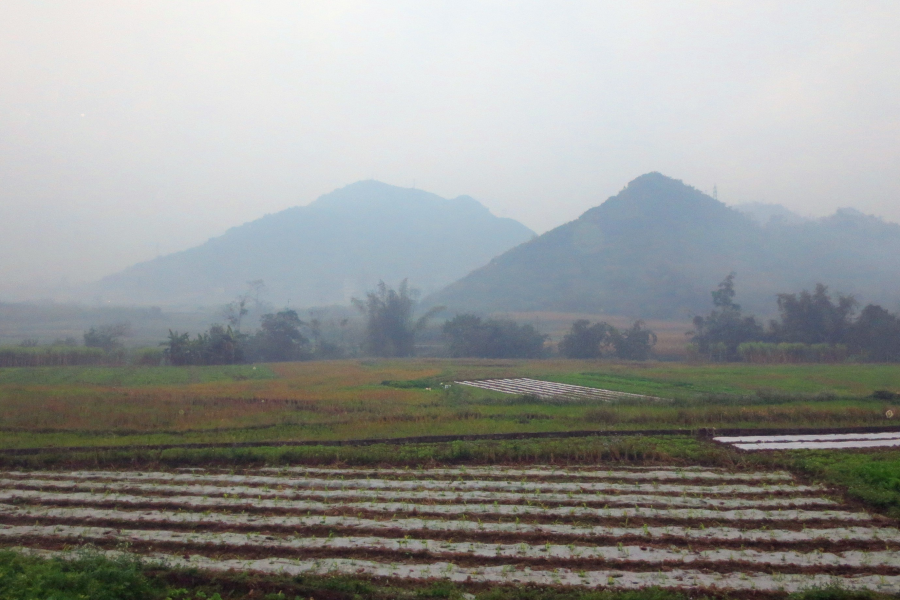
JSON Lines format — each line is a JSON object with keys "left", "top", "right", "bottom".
{"left": 0, "top": 435, "right": 738, "bottom": 470}
{"left": 4, "top": 396, "right": 896, "bottom": 451}
{"left": 0, "top": 364, "right": 276, "bottom": 386}
{"left": 772, "top": 450, "right": 900, "bottom": 520}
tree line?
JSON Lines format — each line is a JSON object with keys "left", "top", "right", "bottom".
{"left": 158, "top": 279, "right": 656, "bottom": 363}
{"left": 0, "top": 324, "right": 158, "bottom": 367}
{"left": 691, "top": 273, "right": 900, "bottom": 362}
{"left": 1, "top": 280, "right": 661, "bottom": 365}
{"left": 558, "top": 320, "right": 657, "bottom": 360}
{"left": 17, "top": 275, "right": 896, "bottom": 366}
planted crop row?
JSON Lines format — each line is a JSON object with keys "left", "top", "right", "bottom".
{"left": 2, "top": 466, "right": 897, "bottom": 593}
{"left": 0, "top": 488, "right": 866, "bottom": 522}
{"left": 3, "top": 524, "right": 900, "bottom": 569}
{"left": 0, "top": 477, "right": 838, "bottom": 508}
{"left": 23, "top": 548, "right": 900, "bottom": 594}
{"left": 2, "top": 502, "right": 896, "bottom": 544}
{"left": 0, "top": 470, "right": 822, "bottom": 495}
{"left": 263, "top": 466, "right": 794, "bottom": 481}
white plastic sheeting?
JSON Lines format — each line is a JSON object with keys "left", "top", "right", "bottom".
{"left": 455, "top": 378, "right": 657, "bottom": 401}
{"left": 1, "top": 465, "right": 897, "bottom": 593}
{"left": 716, "top": 431, "right": 900, "bottom": 451}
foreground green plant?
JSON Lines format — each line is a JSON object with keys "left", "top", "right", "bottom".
{"left": 0, "top": 548, "right": 161, "bottom": 600}
{"left": 777, "top": 450, "right": 900, "bottom": 520}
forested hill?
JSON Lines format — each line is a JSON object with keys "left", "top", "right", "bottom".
{"left": 91, "top": 181, "right": 534, "bottom": 308}
{"left": 427, "top": 173, "right": 900, "bottom": 318}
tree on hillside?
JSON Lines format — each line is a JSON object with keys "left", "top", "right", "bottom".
{"left": 558, "top": 320, "right": 613, "bottom": 359}
{"left": 353, "top": 280, "right": 442, "bottom": 357}
{"left": 769, "top": 284, "right": 857, "bottom": 345}
{"left": 443, "top": 314, "right": 547, "bottom": 358}
{"left": 691, "top": 273, "right": 764, "bottom": 361}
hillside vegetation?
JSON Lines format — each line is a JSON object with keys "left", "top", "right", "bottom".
{"left": 428, "top": 173, "right": 900, "bottom": 318}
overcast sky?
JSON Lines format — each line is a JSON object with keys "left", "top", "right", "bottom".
{"left": 2, "top": 1, "right": 899, "bottom": 298}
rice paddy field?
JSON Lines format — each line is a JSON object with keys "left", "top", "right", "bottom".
{"left": 2, "top": 358, "right": 900, "bottom": 599}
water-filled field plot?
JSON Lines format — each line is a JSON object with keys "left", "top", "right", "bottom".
{"left": 1, "top": 465, "right": 898, "bottom": 593}
{"left": 716, "top": 432, "right": 900, "bottom": 451}
{"left": 457, "top": 377, "right": 659, "bottom": 401}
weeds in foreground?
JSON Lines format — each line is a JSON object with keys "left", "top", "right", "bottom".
{"left": 0, "top": 548, "right": 160, "bottom": 600}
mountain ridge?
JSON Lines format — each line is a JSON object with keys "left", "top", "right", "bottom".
{"left": 427, "top": 173, "right": 900, "bottom": 318}
{"left": 89, "top": 181, "right": 535, "bottom": 308}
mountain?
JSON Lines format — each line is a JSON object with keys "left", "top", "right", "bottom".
{"left": 733, "top": 202, "right": 808, "bottom": 226}
{"left": 91, "top": 181, "right": 535, "bottom": 308}
{"left": 428, "top": 173, "right": 900, "bottom": 318}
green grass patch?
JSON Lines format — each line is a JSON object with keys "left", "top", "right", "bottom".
{"left": 0, "top": 364, "right": 276, "bottom": 387}
{"left": 777, "top": 449, "right": 900, "bottom": 520}
{"left": 546, "top": 364, "right": 900, "bottom": 400}
{"left": 0, "top": 548, "right": 163, "bottom": 600}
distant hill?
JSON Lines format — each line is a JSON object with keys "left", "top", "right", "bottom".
{"left": 428, "top": 173, "right": 900, "bottom": 318}
{"left": 733, "top": 202, "right": 808, "bottom": 226}
{"left": 90, "top": 181, "right": 534, "bottom": 308}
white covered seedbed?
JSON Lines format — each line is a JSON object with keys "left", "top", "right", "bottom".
{"left": 0, "top": 465, "right": 897, "bottom": 594}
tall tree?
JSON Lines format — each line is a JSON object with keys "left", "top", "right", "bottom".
{"left": 691, "top": 273, "right": 764, "bottom": 361}
{"left": 200, "top": 324, "right": 243, "bottom": 365}
{"left": 558, "top": 320, "right": 613, "bottom": 359}
{"left": 848, "top": 304, "right": 900, "bottom": 362}
{"left": 770, "top": 284, "right": 857, "bottom": 345}
{"left": 252, "top": 309, "right": 310, "bottom": 362}
{"left": 353, "top": 280, "right": 441, "bottom": 357}
{"left": 161, "top": 330, "right": 195, "bottom": 366}
{"left": 610, "top": 320, "right": 658, "bottom": 360}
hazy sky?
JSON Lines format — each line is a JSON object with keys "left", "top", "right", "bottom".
{"left": 2, "top": 1, "right": 899, "bottom": 298}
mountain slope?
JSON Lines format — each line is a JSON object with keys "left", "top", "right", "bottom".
{"left": 428, "top": 173, "right": 900, "bottom": 318}
{"left": 92, "top": 181, "right": 534, "bottom": 307}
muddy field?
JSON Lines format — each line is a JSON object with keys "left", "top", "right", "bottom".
{"left": 1, "top": 465, "right": 898, "bottom": 594}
